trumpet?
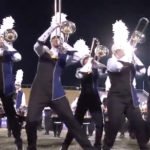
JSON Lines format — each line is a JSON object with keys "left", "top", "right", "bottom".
{"left": 4, "top": 29, "right": 18, "bottom": 43}
{"left": 129, "top": 17, "right": 149, "bottom": 47}
{"left": 54, "top": 0, "right": 76, "bottom": 42}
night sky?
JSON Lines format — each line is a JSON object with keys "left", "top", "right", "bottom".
{"left": 0, "top": 0, "right": 150, "bottom": 88}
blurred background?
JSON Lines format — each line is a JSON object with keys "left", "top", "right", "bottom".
{"left": 0, "top": 0, "right": 150, "bottom": 91}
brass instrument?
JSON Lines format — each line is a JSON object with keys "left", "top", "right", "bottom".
{"left": 129, "top": 17, "right": 149, "bottom": 47}
{"left": 78, "top": 38, "right": 108, "bottom": 74}
{"left": 4, "top": 29, "right": 18, "bottom": 43}
{"left": 61, "top": 21, "right": 76, "bottom": 34}
{"left": 94, "top": 44, "right": 109, "bottom": 58}
{"left": 91, "top": 38, "right": 109, "bottom": 60}
{"left": 60, "top": 21, "right": 76, "bottom": 42}
{"left": 54, "top": 0, "right": 76, "bottom": 42}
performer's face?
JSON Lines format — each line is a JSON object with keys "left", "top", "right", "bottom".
{"left": 50, "top": 36, "right": 62, "bottom": 48}
{"left": 114, "top": 49, "right": 125, "bottom": 59}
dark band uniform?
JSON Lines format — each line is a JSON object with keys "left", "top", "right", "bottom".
{"left": 62, "top": 62, "right": 104, "bottom": 150}
{"left": 26, "top": 25, "right": 95, "bottom": 150}
{"left": 103, "top": 54, "right": 149, "bottom": 150}
{"left": 0, "top": 43, "right": 22, "bottom": 149}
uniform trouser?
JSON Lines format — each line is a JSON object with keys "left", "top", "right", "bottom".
{"left": 53, "top": 120, "right": 63, "bottom": 137}
{"left": 119, "top": 116, "right": 127, "bottom": 135}
{"left": 63, "top": 94, "right": 103, "bottom": 147}
{"left": 7, "top": 114, "right": 25, "bottom": 137}
{"left": 103, "top": 95, "right": 148, "bottom": 149}
{"left": 88, "top": 121, "right": 95, "bottom": 136}
{"left": 26, "top": 96, "right": 95, "bottom": 150}
{"left": 0, "top": 92, "right": 22, "bottom": 144}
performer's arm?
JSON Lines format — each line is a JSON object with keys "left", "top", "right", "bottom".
{"left": 20, "top": 92, "right": 27, "bottom": 107}
{"left": 11, "top": 51, "right": 22, "bottom": 62}
{"left": 75, "top": 68, "right": 84, "bottom": 79}
{"left": 75, "top": 57, "right": 93, "bottom": 79}
{"left": 92, "top": 59, "right": 106, "bottom": 69}
{"left": 0, "top": 44, "right": 22, "bottom": 62}
{"left": 34, "top": 25, "right": 59, "bottom": 57}
{"left": 38, "top": 25, "right": 59, "bottom": 44}
{"left": 107, "top": 57, "right": 123, "bottom": 72}
{"left": 8, "top": 44, "right": 22, "bottom": 62}
{"left": 147, "top": 66, "right": 150, "bottom": 77}
{"left": 147, "top": 66, "right": 150, "bottom": 90}
{"left": 62, "top": 42, "right": 82, "bottom": 66}
{"left": 133, "top": 54, "right": 146, "bottom": 76}
{"left": 34, "top": 42, "right": 50, "bottom": 57}
{"left": 105, "top": 76, "right": 111, "bottom": 92}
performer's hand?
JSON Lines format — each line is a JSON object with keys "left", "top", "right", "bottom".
{"left": 82, "top": 56, "right": 91, "bottom": 65}
{"left": 48, "top": 50, "right": 58, "bottom": 59}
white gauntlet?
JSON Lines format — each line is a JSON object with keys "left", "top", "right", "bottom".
{"left": 75, "top": 68, "right": 84, "bottom": 79}
{"left": 0, "top": 49, "right": 4, "bottom": 56}
{"left": 38, "top": 25, "right": 58, "bottom": 43}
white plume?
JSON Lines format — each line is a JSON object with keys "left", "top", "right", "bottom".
{"left": 15, "top": 69, "right": 24, "bottom": 85}
{"left": 73, "top": 39, "right": 90, "bottom": 58}
{"left": 0, "top": 16, "right": 15, "bottom": 35}
{"left": 51, "top": 12, "right": 67, "bottom": 26}
{"left": 112, "top": 20, "right": 129, "bottom": 52}
{"left": 112, "top": 20, "right": 135, "bottom": 62}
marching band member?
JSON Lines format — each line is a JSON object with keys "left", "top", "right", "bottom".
{"left": 0, "top": 16, "right": 23, "bottom": 150}
{"left": 103, "top": 20, "right": 148, "bottom": 150}
{"left": 61, "top": 39, "right": 105, "bottom": 150}
{"left": 43, "top": 107, "right": 53, "bottom": 135}
{"left": 25, "top": 13, "right": 95, "bottom": 150}
{"left": 7, "top": 69, "right": 27, "bottom": 137}
{"left": 14, "top": 69, "right": 27, "bottom": 112}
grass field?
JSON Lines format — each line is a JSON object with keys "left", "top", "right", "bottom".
{"left": 0, "top": 128, "right": 148, "bottom": 150}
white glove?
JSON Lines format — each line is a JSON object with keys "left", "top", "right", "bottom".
{"left": 38, "top": 24, "right": 59, "bottom": 43}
